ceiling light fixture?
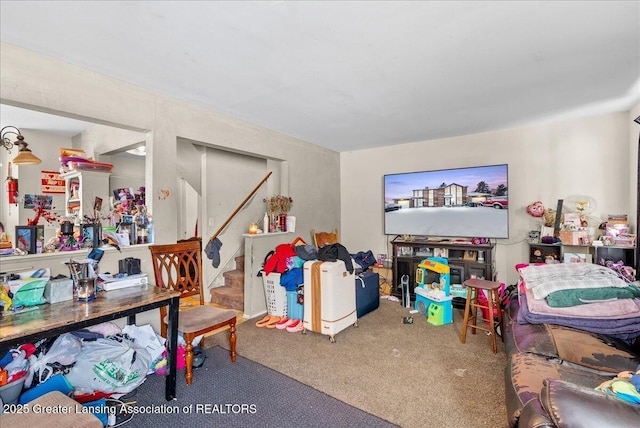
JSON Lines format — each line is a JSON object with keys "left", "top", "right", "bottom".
{"left": 1, "top": 126, "right": 42, "bottom": 165}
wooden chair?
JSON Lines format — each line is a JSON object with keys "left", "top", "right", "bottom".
{"left": 149, "top": 239, "right": 237, "bottom": 385}
{"left": 312, "top": 228, "right": 339, "bottom": 248}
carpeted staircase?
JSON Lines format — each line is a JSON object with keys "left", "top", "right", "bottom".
{"left": 209, "top": 255, "right": 244, "bottom": 311}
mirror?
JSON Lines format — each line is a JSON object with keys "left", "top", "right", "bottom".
{"left": 0, "top": 104, "right": 147, "bottom": 249}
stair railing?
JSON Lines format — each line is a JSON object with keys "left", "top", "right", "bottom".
{"left": 207, "top": 171, "right": 272, "bottom": 246}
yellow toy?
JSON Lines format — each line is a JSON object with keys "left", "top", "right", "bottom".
{"left": 0, "top": 285, "right": 12, "bottom": 311}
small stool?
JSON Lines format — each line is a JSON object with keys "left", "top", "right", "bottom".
{"left": 460, "top": 279, "right": 504, "bottom": 353}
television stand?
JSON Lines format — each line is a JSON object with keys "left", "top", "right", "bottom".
{"left": 391, "top": 237, "right": 495, "bottom": 304}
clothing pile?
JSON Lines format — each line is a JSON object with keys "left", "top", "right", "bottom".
{"left": 516, "top": 262, "right": 640, "bottom": 343}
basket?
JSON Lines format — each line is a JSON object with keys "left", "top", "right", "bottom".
{"left": 262, "top": 272, "right": 287, "bottom": 317}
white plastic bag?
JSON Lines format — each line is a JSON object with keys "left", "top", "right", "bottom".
{"left": 25, "top": 333, "right": 82, "bottom": 388}
{"left": 121, "top": 324, "right": 165, "bottom": 364}
{"left": 65, "top": 337, "right": 151, "bottom": 394}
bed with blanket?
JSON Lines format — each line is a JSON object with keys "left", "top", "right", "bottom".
{"left": 516, "top": 263, "right": 640, "bottom": 343}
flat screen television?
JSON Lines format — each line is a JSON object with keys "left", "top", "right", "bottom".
{"left": 384, "top": 164, "right": 509, "bottom": 239}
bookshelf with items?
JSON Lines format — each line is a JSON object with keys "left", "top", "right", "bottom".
{"left": 528, "top": 213, "right": 636, "bottom": 269}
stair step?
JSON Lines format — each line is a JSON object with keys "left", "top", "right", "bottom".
{"left": 234, "top": 255, "right": 245, "bottom": 271}
{"left": 223, "top": 270, "right": 244, "bottom": 290}
{"left": 210, "top": 286, "right": 244, "bottom": 311}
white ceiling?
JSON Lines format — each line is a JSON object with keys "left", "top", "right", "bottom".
{"left": 1, "top": 1, "right": 639, "bottom": 152}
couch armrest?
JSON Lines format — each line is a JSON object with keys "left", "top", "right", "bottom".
{"left": 540, "top": 378, "right": 640, "bottom": 428}
{"left": 518, "top": 399, "right": 556, "bottom": 428}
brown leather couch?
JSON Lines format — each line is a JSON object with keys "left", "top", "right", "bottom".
{"left": 503, "top": 291, "right": 640, "bottom": 427}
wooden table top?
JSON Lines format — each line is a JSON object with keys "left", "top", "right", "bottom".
{"left": 0, "top": 287, "right": 179, "bottom": 344}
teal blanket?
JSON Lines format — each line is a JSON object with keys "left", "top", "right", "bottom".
{"left": 546, "top": 284, "right": 640, "bottom": 307}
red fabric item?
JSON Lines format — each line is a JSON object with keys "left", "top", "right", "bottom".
{"left": 263, "top": 243, "right": 296, "bottom": 274}
{"left": 19, "top": 343, "right": 36, "bottom": 359}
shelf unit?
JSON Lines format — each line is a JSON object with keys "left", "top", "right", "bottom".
{"left": 528, "top": 243, "right": 636, "bottom": 268}
{"left": 391, "top": 237, "right": 495, "bottom": 303}
{"left": 60, "top": 170, "right": 111, "bottom": 221}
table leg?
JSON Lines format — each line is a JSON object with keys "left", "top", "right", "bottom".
{"left": 165, "top": 295, "right": 179, "bottom": 401}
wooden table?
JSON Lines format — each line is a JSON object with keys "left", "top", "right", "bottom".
{"left": 0, "top": 287, "right": 180, "bottom": 401}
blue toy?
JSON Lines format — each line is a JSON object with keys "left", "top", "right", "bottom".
{"left": 414, "top": 257, "right": 453, "bottom": 325}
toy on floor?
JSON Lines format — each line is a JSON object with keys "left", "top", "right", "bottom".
{"left": 414, "top": 257, "right": 453, "bottom": 325}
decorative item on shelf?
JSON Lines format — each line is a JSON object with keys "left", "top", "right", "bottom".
{"left": 58, "top": 218, "right": 81, "bottom": 251}
{"left": 134, "top": 201, "right": 150, "bottom": 244}
{"left": 27, "top": 199, "right": 60, "bottom": 226}
{"left": 278, "top": 213, "right": 287, "bottom": 232}
{"left": 81, "top": 223, "right": 102, "bottom": 248}
{"left": 60, "top": 220, "right": 75, "bottom": 236}
{"left": 15, "top": 225, "right": 45, "bottom": 254}
{"left": 248, "top": 222, "right": 258, "bottom": 235}
{"left": 463, "top": 250, "right": 477, "bottom": 262}
{"left": 264, "top": 195, "right": 293, "bottom": 233}
{"left": 262, "top": 212, "right": 269, "bottom": 234}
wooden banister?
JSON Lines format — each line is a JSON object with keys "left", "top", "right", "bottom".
{"left": 207, "top": 171, "right": 272, "bottom": 245}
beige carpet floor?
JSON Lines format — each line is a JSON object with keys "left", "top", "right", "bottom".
{"left": 208, "top": 298, "right": 507, "bottom": 428}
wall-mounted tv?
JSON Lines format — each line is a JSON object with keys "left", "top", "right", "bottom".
{"left": 384, "top": 164, "right": 509, "bottom": 239}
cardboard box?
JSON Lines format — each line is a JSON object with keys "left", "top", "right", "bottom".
{"left": 559, "top": 230, "right": 589, "bottom": 246}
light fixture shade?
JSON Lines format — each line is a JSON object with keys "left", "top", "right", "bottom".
{"left": 12, "top": 142, "right": 41, "bottom": 165}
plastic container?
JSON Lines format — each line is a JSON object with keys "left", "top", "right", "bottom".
{"left": 0, "top": 376, "right": 25, "bottom": 405}
{"left": 18, "top": 373, "right": 73, "bottom": 405}
{"left": 262, "top": 272, "right": 287, "bottom": 317}
{"left": 286, "top": 290, "right": 303, "bottom": 320}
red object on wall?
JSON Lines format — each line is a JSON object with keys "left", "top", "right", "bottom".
{"left": 6, "top": 162, "right": 18, "bottom": 205}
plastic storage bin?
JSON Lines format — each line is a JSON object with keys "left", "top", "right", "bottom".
{"left": 262, "top": 272, "right": 287, "bottom": 317}
{"left": 0, "top": 376, "right": 25, "bottom": 405}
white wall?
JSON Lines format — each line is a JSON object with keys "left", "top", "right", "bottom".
{"left": 341, "top": 111, "right": 635, "bottom": 286}
{"left": 0, "top": 129, "right": 72, "bottom": 243}
{"left": 2, "top": 41, "right": 636, "bottom": 291}
{"left": 0, "top": 43, "right": 342, "bottom": 250}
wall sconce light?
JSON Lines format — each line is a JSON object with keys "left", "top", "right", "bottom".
{"left": 1, "top": 126, "right": 42, "bottom": 165}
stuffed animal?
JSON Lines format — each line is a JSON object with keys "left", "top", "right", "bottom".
{"left": 543, "top": 208, "right": 556, "bottom": 227}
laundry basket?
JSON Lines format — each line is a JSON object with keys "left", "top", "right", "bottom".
{"left": 262, "top": 272, "right": 287, "bottom": 317}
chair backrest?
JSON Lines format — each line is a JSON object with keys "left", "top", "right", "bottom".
{"left": 149, "top": 239, "right": 204, "bottom": 304}
{"left": 312, "top": 228, "right": 339, "bottom": 248}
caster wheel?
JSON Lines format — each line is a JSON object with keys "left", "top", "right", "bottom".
{"left": 302, "top": 329, "right": 307, "bottom": 335}
{"left": 329, "top": 336, "right": 336, "bottom": 343}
